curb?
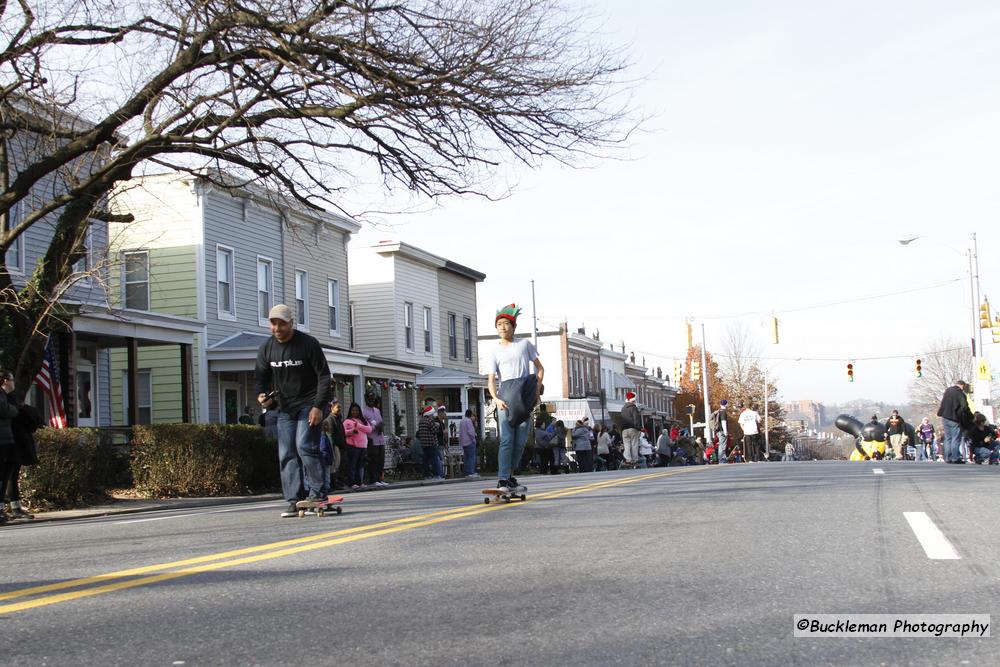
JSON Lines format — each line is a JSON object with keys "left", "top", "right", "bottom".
{"left": 17, "top": 476, "right": 487, "bottom": 525}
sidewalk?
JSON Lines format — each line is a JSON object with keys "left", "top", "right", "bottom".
{"left": 19, "top": 476, "right": 486, "bottom": 524}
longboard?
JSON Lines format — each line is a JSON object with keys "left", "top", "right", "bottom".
{"left": 481, "top": 486, "right": 527, "bottom": 504}
{"left": 295, "top": 495, "right": 345, "bottom": 517}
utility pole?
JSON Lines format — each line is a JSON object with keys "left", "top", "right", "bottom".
{"left": 530, "top": 279, "right": 539, "bottom": 349}
{"left": 700, "top": 323, "right": 710, "bottom": 442}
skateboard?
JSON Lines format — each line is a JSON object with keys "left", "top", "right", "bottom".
{"left": 295, "top": 495, "right": 344, "bottom": 517}
{"left": 481, "top": 486, "right": 527, "bottom": 504}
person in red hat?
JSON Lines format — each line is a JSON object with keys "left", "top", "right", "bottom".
{"left": 417, "top": 403, "right": 444, "bottom": 480}
{"left": 620, "top": 391, "right": 641, "bottom": 465}
{"left": 487, "top": 304, "right": 544, "bottom": 490}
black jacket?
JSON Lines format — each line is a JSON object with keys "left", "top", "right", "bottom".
{"left": 937, "top": 385, "right": 973, "bottom": 428}
{"left": 620, "top": 402, "right": 641, "bottom": 430}
{"left": 253, "top": 331, "right": 331, "bottom": 415}
{"left": 0, "top": 390, "right": 18, "bottom": 448}
{"left": 12, "top": 403, "right": 43, "bottom": 465}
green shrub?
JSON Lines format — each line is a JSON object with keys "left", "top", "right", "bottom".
{"left": 130, "top": 424, "right": 278, "bottom": 497}
{"left": 480, "top": 436, "right": 499, "bottom": 473}
{"left": 20, "top": 428, "right": 118, "bottom": 509}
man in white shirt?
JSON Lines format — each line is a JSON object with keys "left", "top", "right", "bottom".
{"left": 738, "top": 403, "right": 763, "bottom": 462}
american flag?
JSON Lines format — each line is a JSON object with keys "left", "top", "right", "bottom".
{"left": 34, "top": 339, "right": 67, "bottom": 429}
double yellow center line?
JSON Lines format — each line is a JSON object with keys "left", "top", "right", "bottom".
{"left": 0, "top": 469, "right": 699, "bottom": 614}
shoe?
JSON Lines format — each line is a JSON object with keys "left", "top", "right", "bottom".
{"left": 497, "top": 479, "right": 509, "bottom": 489}
{"left": 377, "top": 481, "right": 390, "bottom": 487}
{"left": 8, "top": 508, "right": 33, "bottom": 521}
{"left": 281, "top": 502, "right": 299, "bottom": 518}
{"left": 508, "top": 476, "right": 518, "bottom": 488}
{"left": 467, "top": 473, "right": 481, "bottom": 480}
{"left": 351, "top": 484, "right": 361, "bottom": 490}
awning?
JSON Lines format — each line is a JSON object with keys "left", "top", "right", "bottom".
{"left": 614, "top": 372, "right": 636, "bottom": 389}
{"left": 71, "top": 306, "right": 203, "bottom": 346}
{"left": 417, "top": 365, "right": 488, "bottom": 389}
{"left": 206, "top": 331, "right": 369, "bottom": 374}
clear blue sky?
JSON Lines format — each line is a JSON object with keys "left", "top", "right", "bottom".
{"left": 353, "top": 0, "right": 1000, "bottom": 406}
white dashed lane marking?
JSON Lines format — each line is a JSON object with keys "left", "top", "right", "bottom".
{"left": 904, "top": 511, "right": 961, "bottom": 560}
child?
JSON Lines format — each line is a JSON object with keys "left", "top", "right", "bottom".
{"left": 343, "top": 402, "right": 373, "bottom": 489}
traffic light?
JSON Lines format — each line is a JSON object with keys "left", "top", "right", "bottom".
{"left": 770, "top": 316, "right": 779, "bottom": 345}
{"left": 691, "top": 360, "right": 701, "bottom": 383}
{"left": 993, "top": 318, "right": 1000, "bottom": 344}
{"left": 673, "top": 361, "right": 684, "bottom": 384}
{"left": 980, "top": 302, "right": 991, "bottom": 329}
{"left": 914, "top": 358, "right": 922, "bottom": 377}
{"left": 847, "top": 362, "right": 854, "bottom": 382}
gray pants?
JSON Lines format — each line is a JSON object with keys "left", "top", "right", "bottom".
{"left": 622, "top": 428, "right": 641, "bottom": 463}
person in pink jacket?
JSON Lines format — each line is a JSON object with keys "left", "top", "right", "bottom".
{"left": 343, "top": 402, "right": 373, "bottom": 489}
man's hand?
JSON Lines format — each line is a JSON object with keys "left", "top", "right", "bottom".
{"left": 308, "top": 407, "right": 323, "bottom": 427}
{"left": 257, "top": 392, "right": 267, "bottom": 405}
{"left": 495, "top": 399, "right": 509, "bottom": 412}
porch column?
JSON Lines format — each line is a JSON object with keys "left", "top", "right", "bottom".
{"left": 460, "top": 385, "right": 468, "bottom": 414}
{"left": 126, "top": 337, "right": 139, "bottom": 426}
{"left": 180, "top": 343, "right": 192, "bottom": 423}
{"left": 62, "top": 330, "right": 77, "bottom": 427}
{"left": 477, "top": 387, "right": 486, "bottom": 439}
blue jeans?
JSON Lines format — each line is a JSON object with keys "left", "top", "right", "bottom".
{"left": 498, "top": 416, "right": 529, "bottom": 481}
{"left": 974, "top": 445, "right": 998, "bottom": 464}
{"left": 462, "top": 444, "right": 477, "bottom": 475}
{"left": 346, "top": 446, "right": 366, "bottom": 486}
{"left": 276, "top": 406, "right": 328, "bottom": 501}
{"left": 942, "top": 419, "right": 962, "bottom": 462}
{"left": 423, "top": 446, "right": 442, "bottom": 478}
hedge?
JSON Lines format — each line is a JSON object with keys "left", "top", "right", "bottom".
{"left": 20, "top": 428, "right": 122, "bottom": 509}
{"left": 130, "top": 424, "right": 279, "bottom": 496}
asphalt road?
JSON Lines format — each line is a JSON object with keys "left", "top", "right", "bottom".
{"left": 2, "top": 461, "right": 997, "bottom": 666}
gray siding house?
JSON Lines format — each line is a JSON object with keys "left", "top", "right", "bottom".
{"left": 349, "top": 240, "right": 486, "bottom": 437}
{"left": 5, "top": 103, "right": 201, "bottom": 428}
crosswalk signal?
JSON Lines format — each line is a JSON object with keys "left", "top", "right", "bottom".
{"left": 980, "top": 302, "right": 992, "bottom": 329}
{"left": 914, "top": 358, "right": 922, "bottom": 377}
{"left": 673, "top": 361, "right": 684, "bottom": 385}
{"left": 992, "top": 318, "right": 1000, "bottom": 344}
{"left": 847, "top": 362, "right": 854, "bottom": 382}
{"left": 691, "top": 360, "right": 701, "bottom": 383}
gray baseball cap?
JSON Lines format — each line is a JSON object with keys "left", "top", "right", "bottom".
{"left": 268, "top": 304, "right": 294, "bottom": 322}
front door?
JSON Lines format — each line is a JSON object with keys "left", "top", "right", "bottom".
{"left": 76, "top": 363, "right": 96, "bottom": 427}
{"left": 220, "top": 381, "right": 240, "bottom": 424}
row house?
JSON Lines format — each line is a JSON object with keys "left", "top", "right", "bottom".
{"left": 478, "top": 321, "right": 679, "bottom": 435}
{"left": 109, "top": 172, "right": 426, "bottom": 428}
{"left": 349, "top": 241, "right": 487, "bottom": 436}
{"left": 4, "top": 101, "right": 202, "bottom": 429}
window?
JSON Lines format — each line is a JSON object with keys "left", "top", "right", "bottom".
{"left": 216, "top": 246, "right": 235, "bottom": 318}
{"left": 295, "top": 270, "right": 309, "bottom": 328}
{"left": 123, "top": 251, "right": 150, "bottom": 310}
{"left": 349, "top": 302, "right": 355, "bottom": 349}
{"left": 73, "top": 226, "right": 92, "bottom": 276}
{"left": 448, "top": 313, "right": 457, "bottom": 359}
{"left": 327, "top": 279, "right": 340, "bottom": 335}
{"left": 122, "top": 370, "right": 153, "bottom": 424}
{"left": 463, "top": 317, "right": 472, "bottom": 362}
{"left": 403, "top": 302, "right": 414, "bottom": 351}
{"left": 5, "top": 200, "right": 23, "bottom": 273}
{"left": 257, "top": 258, "right": 273, "bottom": 324}
{"left": 423, "top": 307, "right": 432, "bottom": 353}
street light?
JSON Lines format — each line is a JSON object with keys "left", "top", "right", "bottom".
{"left": 899, "top": 232, "right": 991, "bottom": 419}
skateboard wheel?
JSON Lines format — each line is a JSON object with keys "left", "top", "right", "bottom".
{"left": 297, "top": 510, "right": 305, "bottom": 518}
{"left": 335, "top": 506, "right": 343, "bottom": 515}
{"left": 317, "top": 509, "right": 324, "bottom": 517}
{"left": 520, "top": 495, "right": 526, "bottom": 501}
{"left": 484, "top": 497, "right": 490, "bottom": 504}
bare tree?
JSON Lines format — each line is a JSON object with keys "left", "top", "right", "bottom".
{"left": 0, "top": 0, "right": 637, "bottom": 394}
{"left": 716, "top": 322, "right": 789, "bottom": 450}
{"left": 907, "top": 336, "right": 972, "bottom": 421}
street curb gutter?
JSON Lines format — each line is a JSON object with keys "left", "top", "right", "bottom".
{"left": 16, "top": 476, "right": 485, "bottom": 525}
